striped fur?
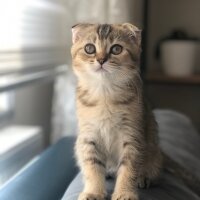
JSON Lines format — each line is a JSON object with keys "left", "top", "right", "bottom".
{"left": 71, "top": 23, "right": 162, "bottom": 200}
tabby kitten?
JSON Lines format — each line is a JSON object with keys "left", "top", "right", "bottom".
{"left": 71, "top": 23, "right": 163, "bottom": 200}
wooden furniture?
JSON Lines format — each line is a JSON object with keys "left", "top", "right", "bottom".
{"left": 145, "top": 72, "right": 200, "bottom": 85}
{"left": 144, "top": 71, "right": 200, "bottom": 133}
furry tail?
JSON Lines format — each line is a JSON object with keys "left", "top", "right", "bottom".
{"left": 162, "top": 152, "right": 200, "bottom": 196}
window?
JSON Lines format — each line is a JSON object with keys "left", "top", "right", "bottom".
{"left": 0, "top": 0, "right": 67, "bottom": 186}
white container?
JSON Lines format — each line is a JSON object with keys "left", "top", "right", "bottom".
{"left": 161, "top": 40, "right": 197, "bottom": 76}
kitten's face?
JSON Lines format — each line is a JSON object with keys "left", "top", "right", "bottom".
{"left": 71, "top": 23, "right": 141, "bottom": 86}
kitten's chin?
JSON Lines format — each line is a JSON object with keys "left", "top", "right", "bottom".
{"left": 96, "top": 66, "right": 108, "bottom": 73}
{"left": 74, "top": 64, "right": 115, "bottom": 84}
{"left": 93, "top": 64, "right": 109, "bottom": 74}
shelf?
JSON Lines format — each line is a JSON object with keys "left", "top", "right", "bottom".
{"left": 145, "top": 72, "right": 200, "bottom": 85}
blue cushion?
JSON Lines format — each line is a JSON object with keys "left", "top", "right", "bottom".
{"left": 62, "top": 110, "right": 200, "bottom": 200}
{"left": 0, "top": 136, "right": 78, "bottom": 200}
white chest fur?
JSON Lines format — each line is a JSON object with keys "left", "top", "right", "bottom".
{"left": 78, "top": 101, "right": 124, "bottom": 171}
{"left": 93, "top": 106, "right": 123, "bottom": 170}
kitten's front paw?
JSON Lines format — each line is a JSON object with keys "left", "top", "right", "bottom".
{"left": 112, "top": 192, "right": 138, "bottom": 200}
{"left": 137, "top": 176, "right": 151, "bottom": 189}
{"left": 78, "top": 192, "right": 107, "bottom": 200}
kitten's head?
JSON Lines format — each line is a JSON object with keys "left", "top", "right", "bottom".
{"left": 71, "top": 23, "right": 141, "bottom": 86}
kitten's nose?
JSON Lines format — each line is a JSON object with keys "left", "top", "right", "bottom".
{"left": 97, "top": 58, "right": 107, "bottom": 65}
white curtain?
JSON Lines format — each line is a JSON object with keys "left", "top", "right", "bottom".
{"left": 51, "top": 0, "right": 144, "bottom": 143}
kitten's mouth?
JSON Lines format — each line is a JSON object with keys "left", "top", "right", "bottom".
{"left": 96, "top": 65, "right": 108, "bottom": 72}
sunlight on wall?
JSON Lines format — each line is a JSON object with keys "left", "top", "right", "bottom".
{"left": 0, "top": 1, "right": 24, "bottom": 51}
{"left": 0, "top": 0, "right": 67, "bottom": 71}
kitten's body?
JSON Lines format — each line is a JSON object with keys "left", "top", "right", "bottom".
{"left": 71, "top": 23, "right": 162, "bottom": 200}
{"left": 71, "top": 23, "right": 200, "bottom": 200}
{"left": 76, "top": 79, "right": 162, "bottom": 182}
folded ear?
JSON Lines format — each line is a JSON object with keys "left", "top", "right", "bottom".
{"left": 72, "top": 24, "right": 81, "bottom": 44}
{"left": 122, "top": 23, "right": 142, "bottom": 45}
{"left": 71, "top": 23, "right": 93, "bottom": 44}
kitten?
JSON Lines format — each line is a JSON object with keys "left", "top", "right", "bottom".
{"left": 71, "top": 23, "right": 200, "bottom": 200}
{"left": 71, "top": 23, "right": 162, "bottom": 200}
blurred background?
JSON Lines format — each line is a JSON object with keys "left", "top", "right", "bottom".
{"left": 0, "top": 0, "right": 199, "bottom": 187}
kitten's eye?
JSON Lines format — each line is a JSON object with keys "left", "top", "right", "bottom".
{"left": 110, "top": 44, "right": 123, "bottom": 55}
{"left": 84, "top": 43, "right": 96, "bottom": 54}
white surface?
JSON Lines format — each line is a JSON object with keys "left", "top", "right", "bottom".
{"left": 0, "top": 125, "right": 41, "bottom": 155}
{"left": 0, "top": 125, "right": 43, "bottom": 186}
{"left": 161, "top": 40, "right": 197, "bottom": 77}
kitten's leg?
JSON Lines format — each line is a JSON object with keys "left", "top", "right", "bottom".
{"left": 136, "top": 112, "right": 163, "bottom": 189}
{"left": 112, "top": 151, "right": 139, "bottom": 200}
{"left": 137, "top": 147, "right": 162, "bottom": 189}
{"left": 76, "top": 137, "right": 107, "bottom": 200}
